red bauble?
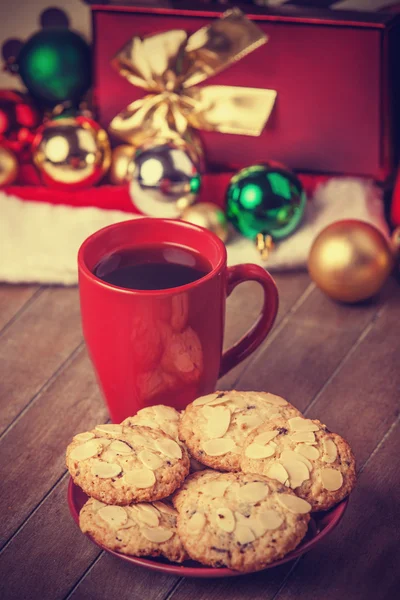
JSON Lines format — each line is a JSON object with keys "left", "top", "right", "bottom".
{"left": 0, "top": 90, "right": 41, "bottom": 161}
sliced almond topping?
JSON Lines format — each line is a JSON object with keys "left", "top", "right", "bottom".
{"left": 230, "top": 444, "right": 241, "bottom": 455}
{"left": 322, "top": 439, "right": 338, "bottom": 463}
{"left": 137, "top": 418, "right": 159, "bottom": 430}
{"left": 264, "top": 394, "right": 288, "bottom": 406}
{"left": 281, "top": 449, "right": 312, "bottom": 471}
{"left": 100, "top": 450, "right": 118, "bottom": 463}
{"left": 135, "top": 504, "right": 160, "bottom": 527}
{"left": 141, "top": 526, "right": 173, "bottom": 543}
{"left": 125, "top": 468, "right": 156, "bottom": 489}
{"left": 70, "top": 440, "right": 103, "bottom": 461}
{"left": 296, "top": 444, "right": 320, "bottom": 460}
{"left": 153, "top": 405, "right": 179, "bottom": 421}
{"left": 130, "top": 433, "right": 155, "bottom": 448}
{"left": 91, "top": 461, "right": 122, "bottom": 479}
{"left": 95, "top": 424, "right": 123, "bottom": 435}
{"left": 288, "top": 431, "right": 316, "bottom": 444}
{"left": 74, "top": 432, "right": 95, "bottom": 442}
{"left": 279, "top": 456, "right": 310, "bottom": 489}
{"left": 234, "top": 511, "right": 248, "bottom": 525}
{"left": 205, "top": 407, "right": 231, "bottom": 439}
{"left": 98, "top": 505, "right": 128, "bottom": 528}
{"left": 91, "top": 499, "right": 107, "bottom": 511}
{"left": 207, "top": 396, "right": 231, "bottom": 407}
{"left": 154, "top": 438, "right": 182, "bottom": 460}
{"left": 202, "top": 480, "right": 231, "bottom": 498}
{"left": 235, "top": 414, "right": 264, "bottom": 430}
{"left": 288, "top": 417, "right": 320, "bottom": 433}
{"left": 215, "top": 508, "right": 235, "bottom": 533}
{"left": 276, "top": 494, "right": 312, "bottom": 514}
{"left": 152, "top": 502, "right": 178, "bottom": 517}
{"left": 253, "top": 430, "right": 279, "bottom": 446}
{"left": 237, "top": 482, "right": 269, "bottom": 503}
{"left": 202, "top": 438, "right": 235, "bottom": 456}
{"left": 118, "top": 518, "right": 137, "bottom": 530}
{"left": 109, "top": 440, "right": 132, "bottom": 455}
{"left": 234, "top": 524, "right": 256, "bottom": 545}
{"left": 95, "top": 437, "right": 112, "bottom": 448}
{"left": 187, "top": 512, "right": 206, "bottom": 533}
{"left": 269, "top": 413, "right": 282, "bottom": 420}
{"left": 321, "top": 468, "right": 343, "bottom": 491}
{"left": 193, "top": 394, "right": 220, "bottom": 406}
{"left": 138, "top": 450, "right": 164, "bottom": 470}
{"left": 229, "top": 482, "right": 241, "bottom": 496}
{"left": 258, "top": 510, "right": 284, "bottom": 531}
{"left": 267, "top": 462, "right": 289, "bottom": 485}
{"left": 245, "top": 442, "right": 275, "bottom": 459}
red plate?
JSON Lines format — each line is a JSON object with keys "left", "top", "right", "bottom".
{"left": 68, "top": 478, "right": 348, "bottom": 578}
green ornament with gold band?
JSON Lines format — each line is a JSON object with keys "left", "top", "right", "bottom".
{"left": 226, "top": 163, "right": 306, "bottom": 257}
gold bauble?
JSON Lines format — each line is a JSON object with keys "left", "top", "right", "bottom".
{"left": 392, "top": 226, "right": 400, "bottom": 257}
{"left": 0, "top": 146, "right": 18, "bottom": 186}
{"left": 181, "top": 202, "right": 229, "bottom": 243}
{"left": 109, "top": 144, "right": 136, "bottom": 185}
{"left": 32, "top": 116, "right": 111, "bottom": 190}
{"left": 308, "top": 220, "right": 393, "bottom": 303}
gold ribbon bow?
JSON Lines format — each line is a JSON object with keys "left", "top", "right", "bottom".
{"left": 109, "top": 8, "right": 277, "bottom": 145}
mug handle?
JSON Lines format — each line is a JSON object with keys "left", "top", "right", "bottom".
{"left": 219, "top": 264, "right": 279, "bottom": 378}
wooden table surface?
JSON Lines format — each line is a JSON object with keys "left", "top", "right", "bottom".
{"left": 0, "top": 273, "right": 399, "bottom": 600}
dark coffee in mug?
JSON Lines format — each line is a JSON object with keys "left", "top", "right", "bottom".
{"left": 94, "top": 244, "right": 212, "bottom": 290}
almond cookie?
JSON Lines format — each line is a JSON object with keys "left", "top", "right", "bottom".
{"left": 241, "top": 416, "right": 356, "bottom": 511}
{"left": 122, "top": 405, "right": 181, "bottom": 441}
{"left": 66, "top": 424, "right": 190, "bottom": 505}
{"left": 122, "top": 405, "right": 204, "bottom": 473}
{"left": 79, "top": 497, "right": 187, "bottom": 563}
{"left": 178, "top": 391, "right": 302, "bottom": 472}
{"left": 172, "top": 470, "right": 311, "bottom": 572}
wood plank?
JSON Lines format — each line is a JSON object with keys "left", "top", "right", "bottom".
{"left": 0, "top": 349, "right": 107, "bottom": 547}
{"left": 302, "top": 278, "right": 400, "bottom": 468}
{"left": 68, "top": 553, "right": 178, "bottom": 600}
{"left": 0, "top": 478, "right": 100, "bottom": 600}
{"left": 0, "top": 284, "right": 40, "bottom": 331}
{"left": 235, "top": 279, "right": 395, "bottom": 414}
{"left": 0, "top": 287, "right": 83, "bottom": 434}
{"left": 270, "top": 419, "right": 400, "bottom": 600}
{"left": 220, "top": 272, "right": 312, "bottom": 389}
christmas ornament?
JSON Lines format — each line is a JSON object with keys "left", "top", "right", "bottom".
{"left": 32, "top": 116, "right": 111, "bottom": 190}
{"left": 109, "top": 145, "right": 136, "bottom": 185}
{"left": 0, "top": 146, "right": 18, "bottom": 186}
{"left": 0, "top": 90, "right": 40, "bottom": 159}
{"left": 392, "top": 227, "right": 400, "bottom": 279}
{"left": 16, "top": 28, "right": 91, "bottom": 107}
{"left": 226, "top": 163, "right": 306, "bottom": 257}
{"left": 181, "top": 203, "right": 229, "bottom": 243}
{"left": 308, "top": 220, "right": 393, "bottom": 304}
{"left": 129, "top": 140, "right": 201, "bottom": 218}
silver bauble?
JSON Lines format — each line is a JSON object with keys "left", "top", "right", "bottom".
{"left": 128, "top": 140, "right": 202, "bottom": 218}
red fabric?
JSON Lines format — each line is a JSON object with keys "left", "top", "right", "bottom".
{"left": 391, "top": 168, "right": 400, "bottom": 226}
{"left": 3, "top": 171, "right": 329, "bottom": 214}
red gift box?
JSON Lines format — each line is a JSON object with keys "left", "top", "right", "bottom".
{"left": 86, "top": 1, "right": 400, "bottom": 181}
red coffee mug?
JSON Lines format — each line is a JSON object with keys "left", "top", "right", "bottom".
{"left": 78, "top": 218, "right": 278, "bottom": 423}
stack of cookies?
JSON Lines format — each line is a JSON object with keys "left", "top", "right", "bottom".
{"left": 66, "top": 392, "right": 356, "bottom": 572}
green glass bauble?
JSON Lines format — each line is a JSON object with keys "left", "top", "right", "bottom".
{"left": 17, "top": 28, "right": 91, "bottom": 106}
{"left": 226, "top": 163, "right": 306, "bottom": 240}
